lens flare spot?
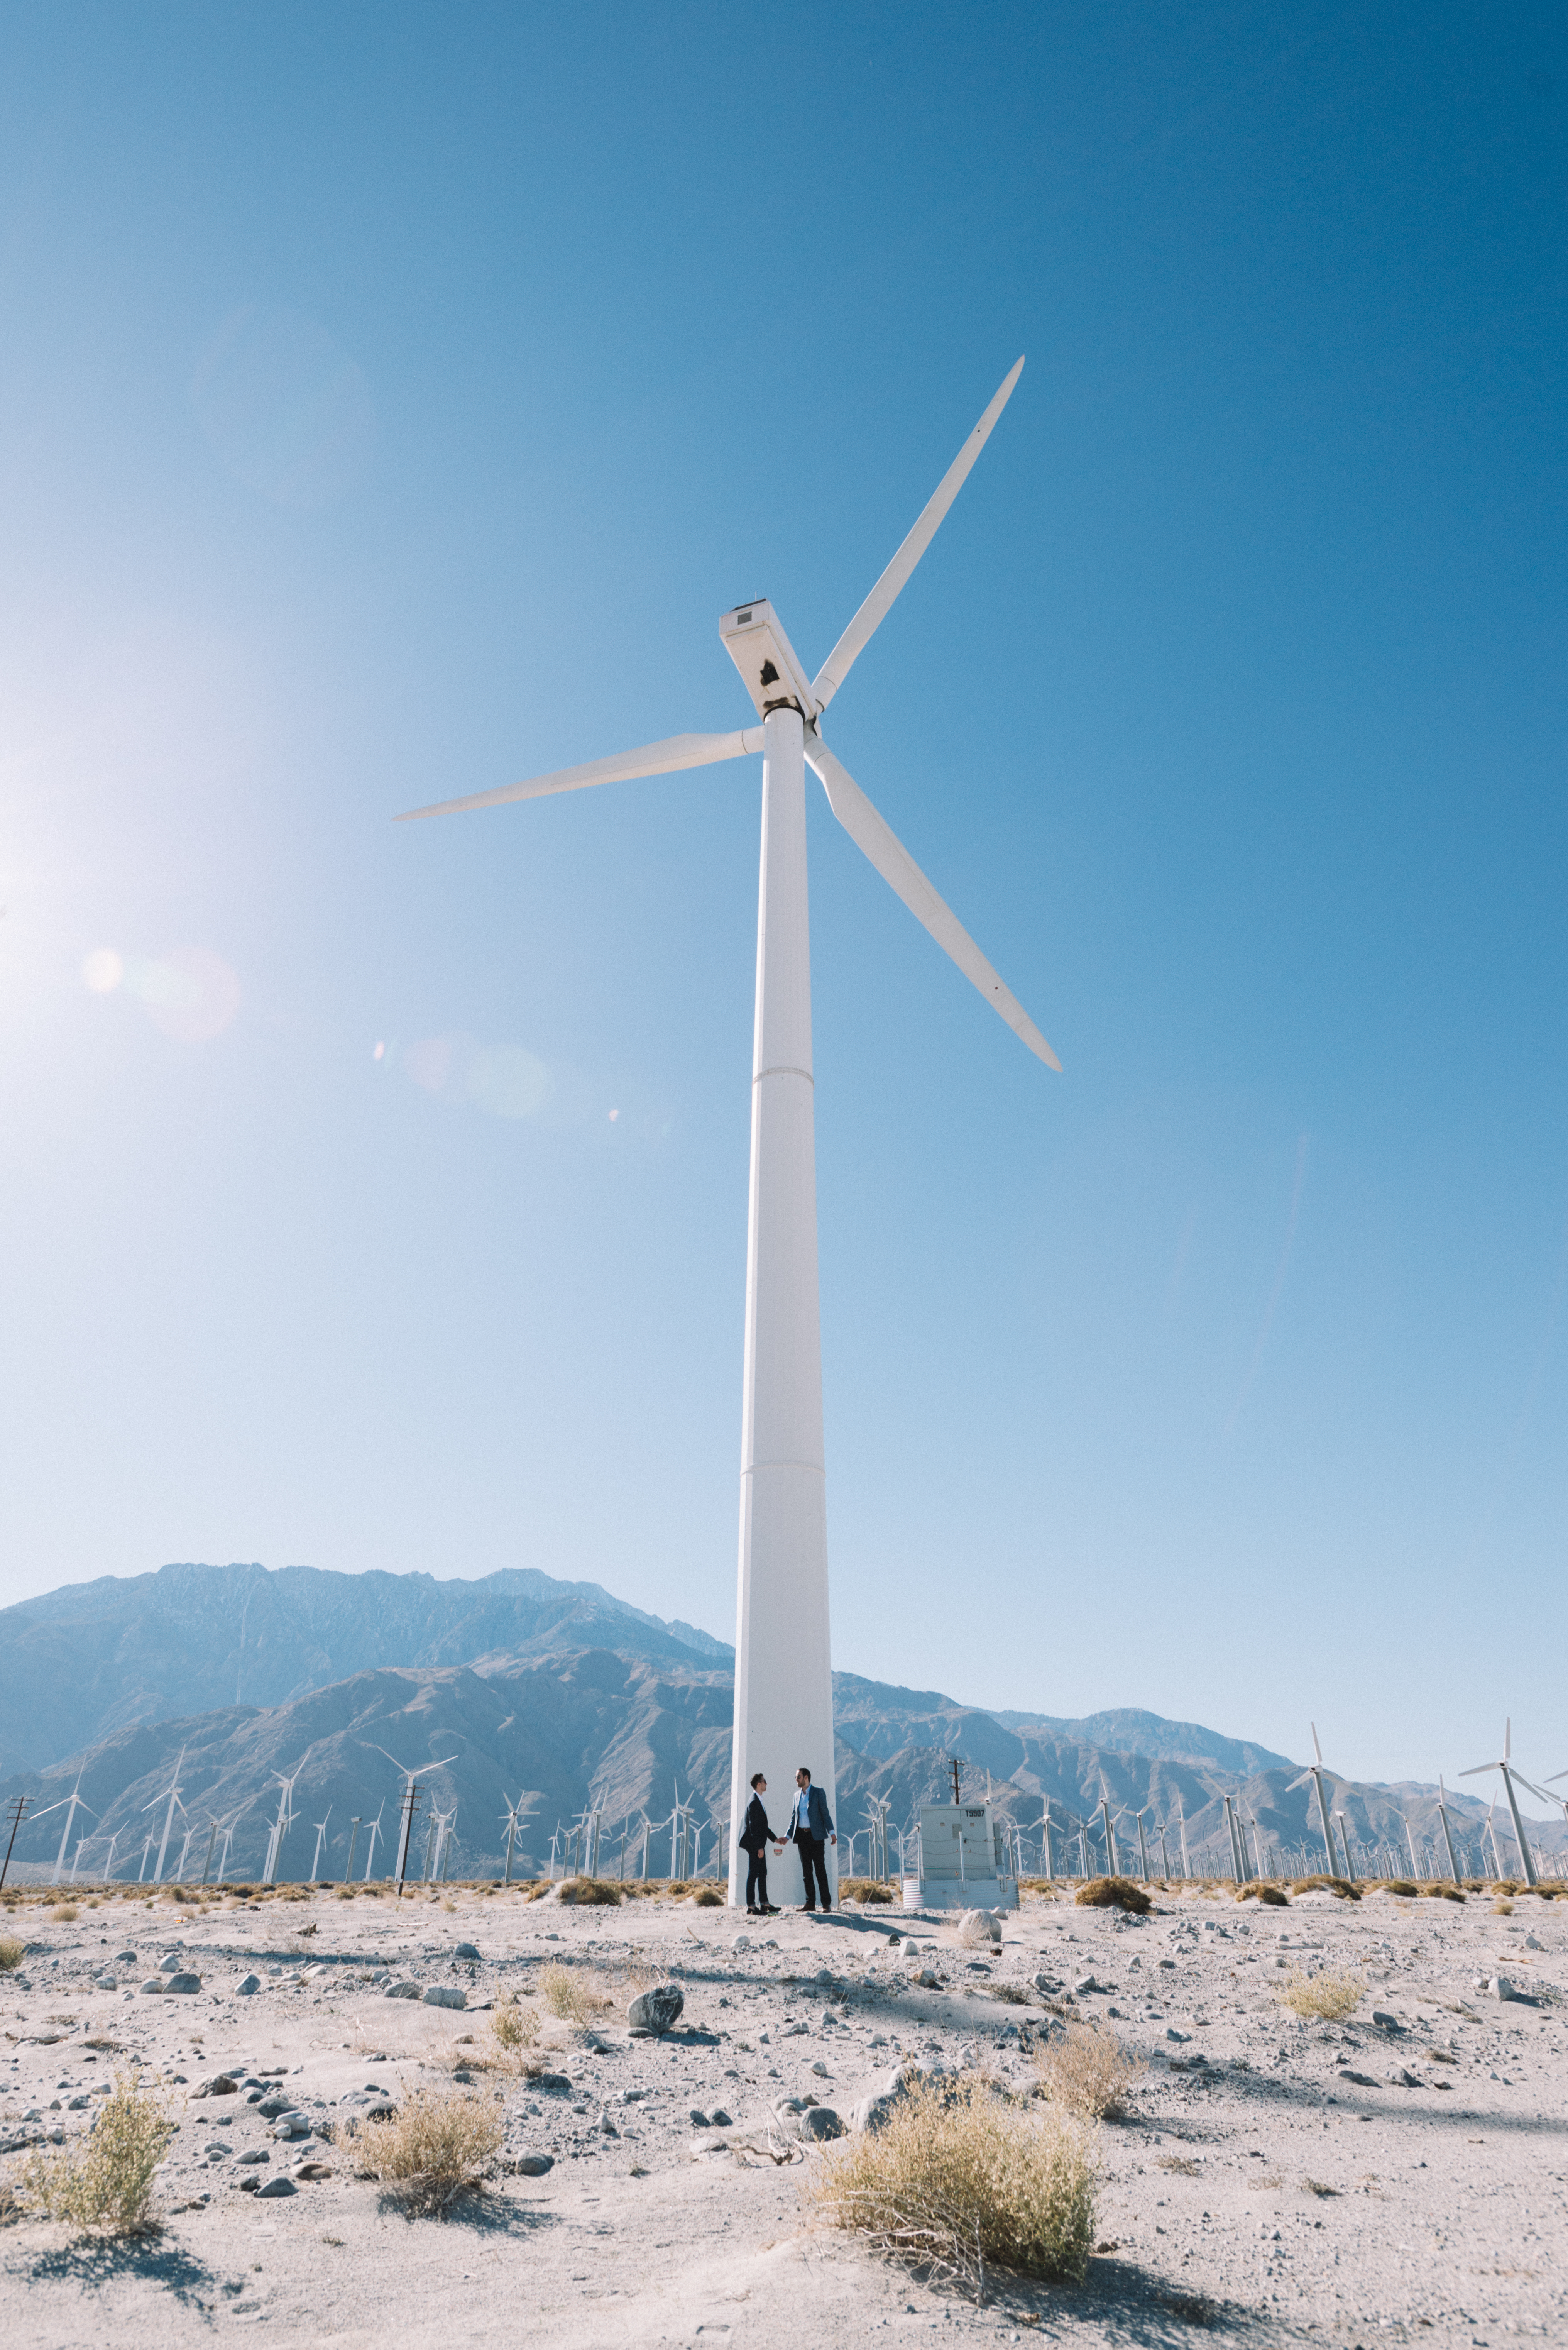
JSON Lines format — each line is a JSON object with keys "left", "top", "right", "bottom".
{"left": 608, "top": 1108, "right": 619, "bottom": 1123}
{"left": 373, "top": 1040, "right": 385, "bottom": 1061}
{"left": 83, "top": 948, "right": 124, "bottom": 994}
{"left": 123, "top": 948, "right": 242, "bottom": 1042}
{"left": 404, "top": 1032, "right": 551, "bottom": 1120}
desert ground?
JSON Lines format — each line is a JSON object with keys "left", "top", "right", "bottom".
{"left": 2, "top": 1877, "right": 1564, "bottom": 2349}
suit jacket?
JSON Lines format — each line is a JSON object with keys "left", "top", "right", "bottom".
{"left": 739, "top": 1794, "right": 774, "bottom": 1854}
{"left": 790, "top": 1784, "right": 833, "bottom": 1841}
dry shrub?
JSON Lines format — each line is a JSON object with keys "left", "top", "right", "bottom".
{"left": 491, "top": 1993, "right": 541, "bottom": 2062}
{"left": 840, "top": 1879, "right": 895, "bottom": 1905}
{"left": 1289, "top": 1876, "right": 1361, "bottom": 1901}
{"left": 540, "top": 1961, "right": 601, "bottom": 2028}
{"left": 554, "top": 1876, "right": 621, "bottom": 1905}
{"left": 808, "top": 2076, "right": 1098, "bottom": 2296}
{"left": 1035, "top": 2023, "right": 1144, "bottom": 2119}
{"left": 1492, "top": 1898, "right": 1515, "bottom": 1915}
{"left": 52, "top": 1903, "right": 79, "bottom": 1923}
{"left": 0, "top": 1934, "right": 24, "bottom": 1973}
{"left": 1424, "top": 1885, "right": 1465, "bottom": 1902}
{"left": 1074, "top": 1877, "right": 1151, "bottom": 1916}
{"left": 1303, "top": 2177, "right": 1339, "bottom": 2197}
{"left": 1379, "top": 1880, "right": 1419, "bottom": 1898}
{"left": 20, "top": 2071, "right": 173, "bottom": 2233}
{"left": 1237, "top": 1884, "right": 1289, "bottom": 1906}
{"left": 1277, "top": 1967, "right": 1363, "bottom": 2022}
{"left": 690, "top": 1886, "right": 724, "bottom": 1908}
{"left": 1157, "top": 2154, "right": 1201, "bottom": 2176}
{"left": 342, "top": 2086, "right": 502, "bottom": 2216}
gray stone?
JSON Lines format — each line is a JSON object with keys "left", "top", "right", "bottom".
{"left": 255, "top": 2176, "right": 296, "bottom": 2199}
{"left": 957, "top": 1909, "right": 1003, "bottom": 1949}
{"left": 1337, "top": 2069, "right": 1379, "bottom": 2088}
{"left": 114, "top": 1950, "right": 137, "bottom": 1963}
{"left": 507, "top": 2153, "right": 553, "bottom": 2176}
{"left": 1370, "top": 2009, "right": 1402, "bottom": 2032}
{"left": 139, "top": 1978, "right": 165, "bottom": 1995}
{"left": 235, "top": 2149, "right": 270, "bottom": 2165}
{"left": 1165, "top": 2028, "right": 1191, "bottom": 2043}
{"left": 94, "top": 1975, "right": 117, "bottom": 1990}
{"left": 235, "top": 1974, "right": 260, "bottom": 1997}
{"left": 803, "top": 2105, "right": 846, "bottom": 2141}
{"left": 257, "top": 2094, "right": 294, "bottom": 2118}
{"left": 1488, "top": 1975, "right": 1517, "bottom": 2002}
{"left": 423, "top": 1984, "right": 467, "bottom": 2010}
{"left": 165, "top": 1973, "right": 201, "bottom": 1994}
{"left": 912, "top": 1968, "right": 940, "bottom": 1989}
{"left": 710, "top": 2108, "right": 732, "bottom": 2128}
{"left": 383, "top": 1979, "right": 422, "bottom": 2000}
{"left": 1073, "top": 1974, "right": 1106, "bottom": 1996}
{"left": 192, "top": 2074, "right": 239, "bottom": 2099}
{"left": 272, "top": 2116, "right": 310, "bottom": 2140}
{"left": 453, "top": 1942, "right": 480, "bottom": 1960}
{"left": 158, "top": 1952, "right": 184, "bottom": 1972}
{"left": 688, "top": 2107, "right": 710, "bottom": 2127}
{"left": 627, "top": 1984, "right": 684, "bottom": 2036}
{"left": 1032, "top": 1972, "right": 1062, "bottom": 1996}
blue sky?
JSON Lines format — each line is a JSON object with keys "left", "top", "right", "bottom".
{"left": 1, "top": 3, "right": 1563, "bottom": 1788}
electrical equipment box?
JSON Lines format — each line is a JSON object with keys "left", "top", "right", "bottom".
{"left": 719, "top": 600, "right": 819, "bottom": 720}
{"left": 904, "top": 1801, "right": 1019, "bottom": 1911}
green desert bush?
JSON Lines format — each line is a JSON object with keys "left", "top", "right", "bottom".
{"left": 1073, "top": 1877, "right": 1151, "bottom": 1915}
{"left": 1277, "top": 1967, "right": 1363, "bottom": 2022}
{"left": 1035, "top": 2023, "right": 1144, "bottom": 2120}
{"left": 342, "top": 2087, "right": 502, "bottom": 2216}
{"left": 808, "top": 2075, "right": 1098, "bottom": 2295}
{"left": 21, "top": 2072, "right": 173, "bottom": 2233}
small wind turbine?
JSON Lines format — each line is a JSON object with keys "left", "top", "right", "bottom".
{"left": 1132, "top": 1805, "right": 1153, "bottom": 1883}
{"left": 364, "top": 1744, "right": 459, "bottom": 1896}
{"left": 1331, "top": 1807, "right": 1355, "bottom": 1882}
{"left": 1097, "top": 1788, "right": 1119, "bottom": 1876}
{"left": 35, "top": 1774, "right": 96, "bottom": 1887}
{"left": 499, "top": 1796, "right": 523, "bottom": 1884}
{"left": 400, "top": 359, "right": 1060, "bottom": 1914}
{"left": 361, "top": 1802, "right": 386, "bottom": 1882}
{"left": 1175, "top": 1793, "right": 1192, "bottom": 1880}
{"left": 1482, "top": 1793, "right": 1503, "bottom": 1879}
{"left": 137, "top": 1835, "right": 152, "bottom": 1882}
{"left": 1034, "top": 1801, "right": 1056, "bottom": 1882}
{"left": 100, "top": 1829, "right": 122, "bottom": 1883}
{"left": 1460, "top": 1720, "right": 1539, "bottom": 1888}
{"left": 262, "top": 1763, "right": 305, "bottom": 1885}
{"left": 308, "top": 1807, "right": 333, "bottom": 1884}
{"left": 343, "top": 1817, "right": 363, "bottom": 1881}
{"left": 176, "top": 1825, "right": 196, "bottom": 1883}
{"left": 1288, "top": 1725, "right": 1340, "bottom": 1876}
{"left": 144, "top": 1747, "right": 187, "bottom": 1886}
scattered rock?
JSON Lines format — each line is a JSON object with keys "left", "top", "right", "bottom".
{"left": 292, "top": 2160, "right": 333, "bottom": 2181}
{"left": 235, "top": 1974, "right": 261, "bottom": 1997}
{"left": 956, "top": 1910, "right": 1003, "bottom": 1949}
{"left": 383, "top": 1980, "right": 422, "bottom": 2001}
{"left": 257, "top": 2094, "right": 294, "bottom": 2119}
{"left": 1165, "top": 2028, "right": 1191, "bottom": 2044}
{"left": 1387, "top": 2068, "right": 1422, "bottom": 2088}
{"left": 1370, "top": 2010, "right": 1402, "bottom": 2032}
{"left": 1338, "top": 2070, "right": 1379, "bottom": 2088}
{"left": 732, "top": 1934, "right": 754, "bottom": 1954}
{"left": 192, "top": 2074, "right": 240, "bottom": 2099}
{"left": 710, "top": 2108, "right": 732, "bottom": 2128}
{"left": 505, "top": 2153, "right": 554, "bottom": 2177}
{"left": 1487, "top": 1976, "right": 1517, "bottom": 2003}
{"left": 453, "top": 1942, "right": 481, "bottom": 1960}
{"left": 235, "top": 2149, "right": 270, "bottom": 2167}
{"left": 422, "top": 1985, "right": 467, "bottom": 2010}
{"left": 139, "top": 1979, "right": 165, "bottom": 1996}
{"left": 255, "top": 2176, "right": 296, "bottom": 2199}
{"left": 688, "top": 2107, "right": 711, "bottom": 2127}
{"left": 164, "top": 1974, "right": 201, "bottom": 1995}
{"left": 628, "top": 1984, "right": 684, "bottom": 2036}
{"left": 1073, "top": 1974, "right": 1107, "bottom": 1996}
{"left": 94, "top": 1975, "right": 117, "bottom": 1990}
{"left": 158, "top": 1953, "right": 184, "bottom": 1972}
{"left": 803, "top": 2106, "right": 845, "bottom": 2141}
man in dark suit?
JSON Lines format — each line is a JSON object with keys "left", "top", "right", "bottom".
{"left": 788, "top": 1766, "right": 836, "bottom": 1912}
{"left": 738, "top": 1772, "right": 783, "bottom": 1915}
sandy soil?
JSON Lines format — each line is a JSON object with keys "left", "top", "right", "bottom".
{"left": 2, "top": 1879, "right": 1564, "bottom": 2348}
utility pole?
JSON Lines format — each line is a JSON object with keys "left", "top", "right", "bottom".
{"left": 0, "top": 1795, "right": 30, "bottom": 1892}
{"left": 949, "top": 1756, "right": 962, "bottom": 1805}
{"left": 393, "top": 1781, "right": 421, "bottom": 1899}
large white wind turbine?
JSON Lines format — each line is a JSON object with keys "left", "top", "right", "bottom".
{"left": 1461, "top": 1719, "right": 1539, "bottom": 1888}
{"left": 397, "top": 360, "right": 1055, "bottom": 1911}
{"left": 144, "top": 1748, "right": 187, "bottom": 1886}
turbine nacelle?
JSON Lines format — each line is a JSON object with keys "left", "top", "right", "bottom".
{"left": 720, "top": 601, "right": 819, "bottom": 721}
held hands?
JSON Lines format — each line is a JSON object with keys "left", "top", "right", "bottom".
{"left": 829, "top": 1832, "right": 837, "bottom": 1845}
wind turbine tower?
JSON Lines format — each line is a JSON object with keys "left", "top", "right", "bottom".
{"left": 396, "top": 361, "right": 1057, "bottom": 1910}
{"left": 1461, "top": 1720, "right": 1539, "bottom": 1888}
{"left": 1289, "top": 1725, "right": 1340, "bottom": 1877}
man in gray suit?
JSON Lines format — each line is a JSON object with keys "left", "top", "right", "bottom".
{"left": 788, "top": 1766, "right": 836, "bottom": 1912}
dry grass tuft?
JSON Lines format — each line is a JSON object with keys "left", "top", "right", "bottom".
{"left": 1277, "top": 1967, "right": 1363, "bottom": 2022}
{"left": 0, "top": 1934, "right": 25, "bottom": 1973}
{"left": 1302, "top": 2177, "right": 1340, "bottom": 2198}
{"left": 340, "top": 2086, "right": 502, "bottom": 2216}
{"left": 690, "top": 1885, "right": 724, "bottom": 1907}
{"left": 1156, "top": 2154, "right": 1201, "bottom": 2176}
{"left": 539, "top": 1961, "right": 603, "bottom": 2029}
{"left": 1238, "top": 1885, "right": 1289, "bottom": 1906}
{"left": 807, "top": 2075, "right": 1098, "bottom": 2297}
{"left": 20, "top": 2071, "right": 174, "bottom": 2233}
{"left": 1424, "top": 1885, "right": 1465, "bottom": 1902}
{"left": 1289, "top": 1876, "right": 1361, "bottom": 1901}
{"left": 1492, "top": 1898, "right": 1515, "bottom": 1915}
{"left": 1378, "top": 1880, "right": 1419, "bottom": 1898}
{"left": 490, "top": 1993, "right": 541, "bottom": 2063}
{"left": 51, "top": 1903, "right": 79, "bottom": 1923}
{"left": 840, "top": 1879, "right": 896, "bottom": 1905}
{"left": 1073, "top": 1877, "right": 1151, "bottom": 1916}
{"left": 1035, "top": 2023, "right": 1145, "bottom": 2119}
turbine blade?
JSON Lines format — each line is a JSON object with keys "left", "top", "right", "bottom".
{"left": 1456, "top": 1764, "right": 1495, "bottom": 1778}
{"left": 812, "top": 357, "right": 1025, "bottom": 713}
{"left": 805, "top": 738, "right": 1060, "bottom": 1070}
{"left": 1311, "top": 1722, "right": 1323, "bottom": 1764}
{"left": 395, "top": 728, "right": 763, "bottom": 822}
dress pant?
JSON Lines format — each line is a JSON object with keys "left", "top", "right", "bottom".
{"left": 797, "top": 1832, "right": 832, "bottom": 1910}
{"left": 745, "top": 1851, "right": 769, "bottom": 1909}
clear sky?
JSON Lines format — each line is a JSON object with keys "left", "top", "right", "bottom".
{"left": 2, "top": 3, "right": 1564, "bottom": 1790}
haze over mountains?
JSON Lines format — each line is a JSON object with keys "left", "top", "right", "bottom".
{"left": 0, "top": 1563, "right": 1552, "bottom": 1884}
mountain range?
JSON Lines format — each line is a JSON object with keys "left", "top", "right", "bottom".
{"left": 0, "top": 1563, "right": 1555, "bottom": 1884}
